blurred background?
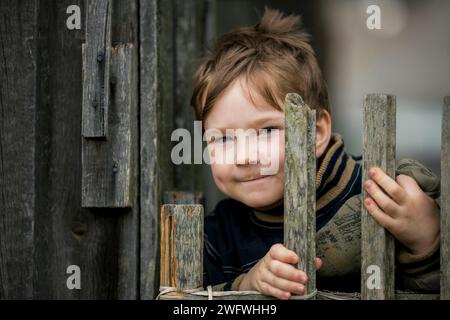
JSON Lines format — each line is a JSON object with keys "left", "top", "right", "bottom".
{"left": 202, "top": 0, "right": 450, "bottom": 213}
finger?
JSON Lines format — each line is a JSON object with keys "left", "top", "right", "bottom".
{"left": 315, "top": 258, "right": 323, "bottom": 270}
{"left": 364, "top": 179, "right": 400, "bottom": 216}
{"left": 259, "top": 281, "right": 292, "bottom": 300}
{"left": 262, "top": 271, "right": 305, "bottom": 295}
{"left": 267, "top": 259, "right": 307, "bottom": 284}
{"left": 396, "top": 174, "right": 422, "bottom": 194}
{"left": 364, "top": 197, "right": 396, "bottom": 230}
{"left": 269, "top": 243, "right": 298, "bottom": 264}
{"left": 369, "top": 167, "right": 407, "bottom": 204}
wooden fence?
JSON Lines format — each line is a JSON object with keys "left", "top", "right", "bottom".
{"left": 0, "top": 0, "right": 445, "bottom": 300}
{"left": 0, "top": 0, "right": 207, "bottom": 299}
{"left": 159, "top": 93, "right": 450, "bottom": 300}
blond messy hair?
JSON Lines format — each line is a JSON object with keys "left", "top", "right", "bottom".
{"left": 190, "top": 7, "right": 330, "bottom": 121}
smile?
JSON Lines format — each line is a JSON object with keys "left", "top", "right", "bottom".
{"left": 243, "top": 176, "right": 271, "bottom": 183}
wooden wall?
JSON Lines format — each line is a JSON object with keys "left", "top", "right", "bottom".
{"left": 0, "top": 0, "right": 207, "bottom": 299}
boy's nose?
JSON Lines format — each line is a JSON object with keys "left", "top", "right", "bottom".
{"left": 235, "top": 136, "right": 260, "bottom": 166}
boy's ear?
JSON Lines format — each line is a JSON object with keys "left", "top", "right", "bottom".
{"left": 315, "top": 110, "right": 332, "bottom": 158}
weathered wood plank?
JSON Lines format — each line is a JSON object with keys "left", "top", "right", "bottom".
{"left": 163, "top": 191, "right": 204, "bottom": 205}
{"left": 1, "top": 0, "right": 139, "bottom": 299}
{"left": 202, "top": 0, "right": 217, "bottom": 51}
{"left": 160, "top": 205, "right": 204, "bottom": 290}
{"left": 284, "top": 93, "right": 317, "bottom": 296}
{"left": 109, "top": 0, "right": 140, "bottom": 300}
{"left": 33, "top": 0, "right": 139, "bottom": 299}
{"left": 155, "top": 0, "right": 176, "bottom": 198}
{"left": 81, "top": 44, "right": 137, "bottom": 208}
{"left": 140, "top": 0, "right": 176, "bottom": 299}
{"left": 0, "top": 0, "right": 37, "bottom": 299}
{"left": 139, "top": 0, "right": 161, "bottom": 300}
{"left": 173, "top": 0, "right": 206, "bottom": 192}
{"left": 441, "top": 96, "right": 450, "bottom": 300}
{"left": 33, "top": 0, "right": 87, "bottom": 299}
{"left": 361, "top": 94, "right": 396, "bottom": 300}
{"left": 82, "top": 0, "right": 112, "bottom": 138}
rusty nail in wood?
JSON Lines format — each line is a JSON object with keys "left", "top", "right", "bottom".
{"left": 97, "top": 52, "right": 104, "bottom": 62}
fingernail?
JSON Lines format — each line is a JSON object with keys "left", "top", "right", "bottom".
{"left": 365, "top": 181, "right": 372, "bottom": 189}
{"left": 365, "top": 198, "right": 372, "bottom": 206}
{"left": 369, "top": 168, "right": 377, "bottom": 178}
{"left": 298, "top": 275, "right": 305, "bottom": 283}
{"left": 296, "top": 286, "right": 304, "bottom": 294}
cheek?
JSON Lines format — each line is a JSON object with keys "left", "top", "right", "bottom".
{"left": 272, "top": 137, "right": 285, "bottom": 186}
{"left": 278, "top": 133, "right": 285, "bottom": 170}
{"left": 210, "top": 163, "right": 234, "bottom": 191}
{"left": 260, "top": 132, "right": 285, "bottom": 175}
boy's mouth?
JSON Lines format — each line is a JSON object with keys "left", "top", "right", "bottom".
{"left": 242, "top": 175, "right": 269, "bottom": 182}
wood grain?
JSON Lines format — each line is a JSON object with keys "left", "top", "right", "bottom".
{"left": 0, "top": 0, "right": 37, "bottom": 299}
{"left": 284, "top": 93, "right": 317, "bottom": 296}
{"left": 81, "top": 44, "right": 137, "bottom": 208}
{"left": 361, "top": 94, "right": 396, "bottom": 300}
{"left": 163, "top": 191, "right": 204, "bottom": 205}
{"left": 139, "top": 0, "right": 176, "bottom": 299}
{"left": 82, "top": 0, "right": 112, "bottom": 138}
{"left": 160, "top": 205, "right": 204, "bottom": 290}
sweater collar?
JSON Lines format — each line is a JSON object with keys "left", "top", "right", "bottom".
{"left": 252, "top": 133, "right": 357, "bottom": 223}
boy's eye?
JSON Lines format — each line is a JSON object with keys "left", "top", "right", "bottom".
{"left": 261, "top": 127, "right": 277, "bottom": 134}
{"left": 216, "top": 136, "right": 233, "bottom": 144}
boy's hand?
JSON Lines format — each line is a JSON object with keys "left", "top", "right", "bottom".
{"left": 238, "top": 243, "right": 322, "bottom": 300}
{"left": 363, "top": 167, "right": 440, "bottom": 256}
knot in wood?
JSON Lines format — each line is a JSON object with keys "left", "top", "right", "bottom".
{"left": 112, "top": 161, "right": 119, "bottom": 173}
{"left": 97, "top": 52, "right": 104, "bottom": 63}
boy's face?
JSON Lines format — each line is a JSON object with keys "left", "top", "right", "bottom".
{"left": 204, "top": 77, "right": 285, "bottom": 210}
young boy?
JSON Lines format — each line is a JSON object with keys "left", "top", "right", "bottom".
{"left": 190, "top": 7, "right": 441, "bottom": 299}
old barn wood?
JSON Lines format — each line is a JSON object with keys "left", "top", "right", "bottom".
{"left": 361, "top": 94, "right": 396, "bottom": 299}
{"left": 284, "top": 93, "right": 317, "bottom": 296}
{"left": 0, "top": 0, "right": 205, "bottom": 299}
{"left": 158, "top": 93, "right": 449, "bottom": 300}
{"left": 0, "top": 0, "right": 448, "bottom": 300}
{"left": 160, "top": 205, "right": 204, "bottom": 291}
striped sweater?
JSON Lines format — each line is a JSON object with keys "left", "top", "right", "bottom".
{"left": 203, "top": 133, "right": 440, "bottom": 292}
